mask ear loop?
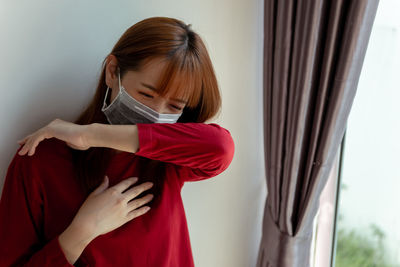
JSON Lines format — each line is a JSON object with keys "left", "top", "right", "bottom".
{"left": 102, "top": 67, "right": 122, "bottom": 109}
{"left": 118, "top": 67, "right": 123, "bottom": 94}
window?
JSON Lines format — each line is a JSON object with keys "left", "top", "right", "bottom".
{"left": 312, "top": 1, "right": 400, "bottom": 266}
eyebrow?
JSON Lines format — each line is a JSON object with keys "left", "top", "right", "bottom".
{"left": 141, "top": 82, "right": 188, "bottom": 104}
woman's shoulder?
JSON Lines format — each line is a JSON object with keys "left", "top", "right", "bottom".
{"left": 21, "top": 138, "right": 71, "bottom": 160}
{"left": 3, "top": 138, "right": 73, "bottom": 194}
{"left": 12, "top": 138, "right": 72, "bottom": 173}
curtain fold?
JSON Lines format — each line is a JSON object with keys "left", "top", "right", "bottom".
{"left": 257, "top": 0, "right": 380, "bottom": 266}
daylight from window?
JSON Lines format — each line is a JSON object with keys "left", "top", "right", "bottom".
{"left": 334, "top": 1, "right": 400, "bottom": 266}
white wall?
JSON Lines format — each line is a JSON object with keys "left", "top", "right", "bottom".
{"left": 0, "top": 1, "right": 265, "bottom": 266}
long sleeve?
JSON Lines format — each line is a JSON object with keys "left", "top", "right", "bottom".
{"left": 135, "top": 122, "right": 235, "bottom": 183}
{"left": 0, "top": 150, "right": 73, "bottom": 267}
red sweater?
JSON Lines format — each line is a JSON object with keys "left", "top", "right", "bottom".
{"left": 0, "top": 122, "right": 235, "bottom": 267}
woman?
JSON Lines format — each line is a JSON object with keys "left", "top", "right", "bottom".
{"left": 0, "top": 17, "right": 234, "bottom": 266}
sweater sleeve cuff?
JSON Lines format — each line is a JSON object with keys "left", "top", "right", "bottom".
{"left": 45, "top": 236, "right": 74, "bottom": 266}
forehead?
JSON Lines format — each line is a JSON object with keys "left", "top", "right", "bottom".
{"left": 123, "top": 58, "right": 168, "bottom": 85}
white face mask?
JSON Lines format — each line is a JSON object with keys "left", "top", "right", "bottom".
{"left": 101, "top": 69, "right": 183, "bottom": 125}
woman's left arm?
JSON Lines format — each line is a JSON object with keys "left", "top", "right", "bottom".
{"left": 17, "top": 118, "right": 235, "bottom": 183}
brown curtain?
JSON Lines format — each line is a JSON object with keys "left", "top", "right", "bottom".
{"left": 257, "top": 0, "right": 379, "bottom": 266}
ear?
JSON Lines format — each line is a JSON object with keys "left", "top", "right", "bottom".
{"left": 105, "top": 54, "right": 119, "bottom": 88}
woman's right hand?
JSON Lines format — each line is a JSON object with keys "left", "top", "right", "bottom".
{"left": 71, "top": 175, "right": 154, "bottom": 238}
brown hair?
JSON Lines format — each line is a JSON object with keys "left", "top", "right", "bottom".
{"left": 71, "top": 17, "right": 221, "bottom": 208}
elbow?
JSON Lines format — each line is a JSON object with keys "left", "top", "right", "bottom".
{"left": 212, "top": 126, "right": 235, "bottom": 174}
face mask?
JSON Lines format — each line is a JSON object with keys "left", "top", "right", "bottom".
{"left": 101, "top": 69, "right": 183, "bottom": 125}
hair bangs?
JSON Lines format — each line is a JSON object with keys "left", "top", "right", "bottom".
{"left": 152, "top": 54, "right": 202, "bottom": 109}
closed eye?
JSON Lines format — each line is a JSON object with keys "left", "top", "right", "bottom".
{"left": 170, "top": 105, "right": 183, "bottom": 111}
{"left": 139, "top": 92, "right": 153, "bottom": 98}
{"left": 140, "top": 91, "right": 183, "bottom": 111}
